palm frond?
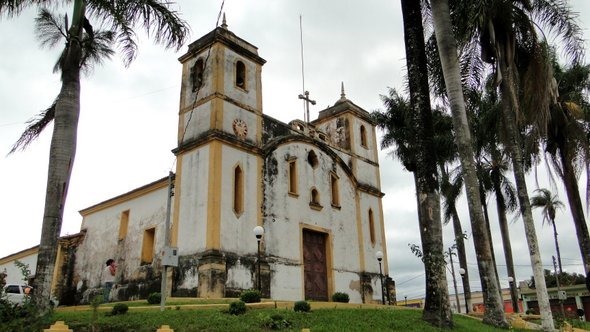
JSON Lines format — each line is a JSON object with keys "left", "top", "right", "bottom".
{"left": 8, "top": 100, "right": 56, "bottom": 154}
{"left": 87, "top": 0, "right": 189, "bottom": 67}
{"left": 35, "top": 7, "right": 67, "bottom": 49}
{"left": 0, "top": 0, "right": 58, "bottom": 17}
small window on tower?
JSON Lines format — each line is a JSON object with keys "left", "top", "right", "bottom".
{"left": 360, "top": 125, "right": 367, "bottom": 148}
{"left": 191, "top": 58, "right": 204, "bottom": 92}
{"left": 288, "top": 159, "right": 298, "bottom": 196}
{"left": 369, "top": 209, "right": 376, "bottom": 246}
{"left": 330, "top": 173, "right": 340, "bottom": 208}
{"left": 234, "top": 165, "right": 244, "bottom": 215}
{"left": 236, "top": 60, "right": 246, "bottom": 89}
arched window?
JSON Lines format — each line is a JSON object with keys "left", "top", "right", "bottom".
{"left": 191, "top": 58, "right": 204, "bottom": 92}
{"left": 234, "top": 165, "right": 244, "bottom": 214}
{"left": 307, "top": 150, "right": 318, "bottom": 168}
{"left": 369, "top": 209, "right": 376, "bottom": 246}
{"left": 236, "top": 60, "right": 246, "bottom": 88}
{"left": 330, "top": 173, "right": 340, "bottom": 207}
{"left": 360, "top": 125, "right": 367, "bottom": 147}
{"left": 288, "top": 159, "right": 298, "bottom": 195}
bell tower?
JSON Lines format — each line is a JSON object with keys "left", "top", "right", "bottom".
{"left": 175, "top": 17, "right": 266, "bottom": 149}
{"left": 171, "top": 18, "right": 267, "bottom": 298}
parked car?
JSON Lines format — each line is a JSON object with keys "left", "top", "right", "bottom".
{"left": 3, "top": 284, "right": 32, "bottom": 305}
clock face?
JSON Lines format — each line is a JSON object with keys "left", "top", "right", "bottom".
{"left": 232, "top": 118, "right": 248, "bottom": 138}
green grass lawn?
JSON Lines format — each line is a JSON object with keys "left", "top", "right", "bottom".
{"left": 47, "top": 305, "right": 534, "bottom": 332}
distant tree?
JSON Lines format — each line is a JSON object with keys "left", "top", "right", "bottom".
{"left": 531, "top": 188, "right": 565, "bottom": 274}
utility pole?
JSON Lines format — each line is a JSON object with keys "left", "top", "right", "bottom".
{"left": 160, "top": 172, "right": 175, "bottom": 311}
{"left": 554, "top": 255, "right": 565, "bottom": 318}
{"left": 448, "top": 247, "right": 461, "bottom": 313}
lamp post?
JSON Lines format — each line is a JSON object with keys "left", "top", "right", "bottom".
{"left": 376, "top": 251, "right": 385, "bottom": 305}
{"left": 253, "top": 226, "right": 264, "bottom": 292}
{"left": 459, "top": 268, "right": 469, "bottom": 313}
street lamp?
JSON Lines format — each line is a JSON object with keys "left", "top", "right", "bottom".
{"left": 459, "top": 268, "right": 469, "bottom": 313}
{"left": 508, "top": 276, "right": 519, "bottom": 313}
{"left": 253, "top": 226, "right": 264, "bottom": 292}
{"left": 376, "top": 251, "right": 385, "bottom": 305}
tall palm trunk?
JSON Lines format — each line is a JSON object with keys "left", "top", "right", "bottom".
{"left": 491, "top": 167, "right": 518, "bottom": 311}
{"left": 497, "top": 45, "right": 554, "bottom": 330}
{"left": 33, "top": 0, "right": 85, "bottom": 315}
{"left": 550, "top": 218, "right": 563, "bottom": 274}
{"left": 439, "top": 165, "right": 472, "bottom": 311}
{"left": 430, "top": 0, "right": 507, "bottom": 327}
{"left": 449, "top": 205, "right": 472, "bottom": 311}
{"left": 401, "top": 0, "right": 451, "bottom": 326}
{"left": 558, "top": 146, "right": 590, "bottom": 274}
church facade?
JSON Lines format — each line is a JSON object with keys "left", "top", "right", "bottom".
{"left": 65, "top": 23, "right": 389, "bottom": 304}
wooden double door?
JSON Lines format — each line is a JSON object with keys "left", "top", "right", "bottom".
{"left": 303, "top": 229, "right": 328, "bottom": 301}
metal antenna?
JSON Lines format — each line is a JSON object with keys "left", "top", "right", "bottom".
{"left": 299, "top": 14, "right": 306, "bottom": 122}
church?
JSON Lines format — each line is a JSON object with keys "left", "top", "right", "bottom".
{"left": 2, "top": 21, "right": 390, "bottom": 305}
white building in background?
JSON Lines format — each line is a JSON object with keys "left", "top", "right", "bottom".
{"left": 2, "top": 21, "right": 390, "bottom": 305}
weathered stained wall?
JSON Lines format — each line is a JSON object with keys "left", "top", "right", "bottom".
{"left": 74, "top": 181, "right": 169, "bottom": 301}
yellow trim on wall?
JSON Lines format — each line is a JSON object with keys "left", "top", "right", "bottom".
{"left": 0, "top": 247, "right": 38, "bottom": 265}
{"left": 378, "top": 197, "right": 388, "bottom": 273}
{"left": 51, "top": 244, "right": 63, "bottom": 295}
{"left": 355, "top": 191, "right": 366, "bottom": 272}
{"left": 79, "top": 180, "right": 168, "bottom": 216}
{"left": 256, "top": 64, "right": 263, "bottom": 113}
{"left": 170, "top": 155, "right": 183, "bottom": 247}
{"left": 256, "top": 155, "right": 263, "bottom": 228}
{"left": 206, "top": 141, "right": 223, "bottom": 249}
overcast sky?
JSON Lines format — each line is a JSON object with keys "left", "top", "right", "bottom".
{"left": 0, "top": 1, "right": 589, "bottom": 301}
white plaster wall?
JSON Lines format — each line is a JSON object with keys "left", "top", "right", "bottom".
{"left": 0, "top": 253, "right": 37, "bottom": 285}
{"left": 270, "top": 264, "right": 303, "bottom": 301}
{"left": 223, "top": 48, "right": 258, "bottom": 109}
{"left": 75, "top": 186, "right": 168, "bottom": 288}
{"left": 180, "top": 102, "right": 212, "bottom": 144}
{"left": 176, "top": 146, "right": 210, "bottom": 254}
{"left": 219, "top": 145, "right": 260, "bottom": 255}
{"left": 222, "top": 101, "right": 259, "bottom": 143}
{"left": 333, "top": 270, "right": 363, "bottom": 303}
{"left": 355, "top": 160, "right": 380, "bottom": 189}
{"left": 226, "top": 259, "right": 255, "bottom": 291}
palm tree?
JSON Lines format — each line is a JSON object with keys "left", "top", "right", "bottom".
{"left": 544, "top": 59, "right": 590, "bottom": 275}
{"left": 444, "top": 0, "right": 584, "bottom": 329}
{"left": 0, "top": 0, "right": 189, "bottom": 314}
{"left": 399, "top": 0, "right": 452, "bottom": 326}
{"left": 531, "top": 188, "right": 566, "bottom": 274}
{"left": 429, "top": 0, "right": 507, "bottom": 327}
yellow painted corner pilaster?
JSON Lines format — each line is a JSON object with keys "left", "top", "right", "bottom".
{"left": 355, "top": 191, "right": 366, "bottom": 271}
{"left": 206, "top": 141, "right": 223, "bottom": 249}
{"left": 378, "top": 198, "right": 388, "bottom": 272}
{"left": 170, "top": 155, "right": 183, "bottom": 247}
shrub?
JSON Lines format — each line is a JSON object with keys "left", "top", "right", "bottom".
{"left": 331, "top": 292, "right": 350, "bottom": 303}
{"left": 228, "top": 300, "right": 247, "bottom": 315}
{"left": 147, "top": 292, "right": 161, "bottom": 305}
{"left": 111, "top": 303, "right": 129, "bottom": 315}
{"left": 293, "top": 300, "right": 310, "bottom": 312}
{"left": 240, "top": 289, "right": 261, "bottom": 303}
{"left": 261, "top": 313, "right": 291, "bottom": 330}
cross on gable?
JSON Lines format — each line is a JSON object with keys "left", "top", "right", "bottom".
{"left": 298, "top": 90, "right": 316, "bottom": 123}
